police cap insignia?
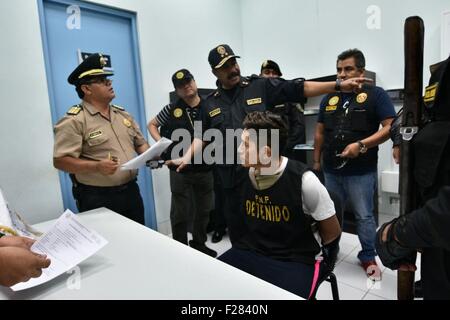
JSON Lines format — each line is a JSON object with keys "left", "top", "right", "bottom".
{"left": 99, "top": 55, "right": 107, "bottom": 67}
{"left": 176, "top": 72, "right": 184, "bottom": 80}
{"left": 217, "top": 46, "right": 226, "bottom": 55}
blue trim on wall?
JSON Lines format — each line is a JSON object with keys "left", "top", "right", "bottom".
{"left": 37, "top": 0, "right": 157, "bottom": 229}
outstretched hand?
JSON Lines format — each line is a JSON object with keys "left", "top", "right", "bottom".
{"left": 340, "top": 77, "right": 373, "bottom": 92}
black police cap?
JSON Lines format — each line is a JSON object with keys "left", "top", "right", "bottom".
{"left": 208, "top": 44, "right": 240, "bottom": 69}
{"left": 261, "top": 59, "right": 282, "bottom": 77}
{"left": 172, "top": 69, "right": 194, "bottom": 88}
{"left": 68, "top": 53, "right": 114, "bottom": 85}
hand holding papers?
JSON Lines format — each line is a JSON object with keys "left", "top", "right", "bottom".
{"left": 120, "top": 137, "right": 172, "bottom": 170}
{"left": 11, "top": 210, "right": 108, "bottom": 291}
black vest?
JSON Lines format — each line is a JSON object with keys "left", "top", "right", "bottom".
{"left": 160, "top": 100, "right": 209, "bottom": 171}
{"left": 412, "top": 56, "right": 450, "bottom": 300}
{"left": 322, "top": 86, "right": 380, "bottom": 172}
{"left": 235, "top": 160, "right": 321, "bottom": 264}
{"left": 414, "top": 56, "right": 450, "bottom": 202}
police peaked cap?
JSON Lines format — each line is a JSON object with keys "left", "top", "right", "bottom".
{"left": 261, "top": 59, "right": 282, "bottom": 77}
{"left": 68, "top": 53, "right": 114, "bottom": 85}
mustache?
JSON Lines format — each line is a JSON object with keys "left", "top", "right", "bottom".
{"left": 228, "top": 71, "right": 240, "bottom": 80}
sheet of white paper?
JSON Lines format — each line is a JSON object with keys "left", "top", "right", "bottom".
{"left": 120, "top": 137, "right": 172, "bottom": 171}
{"left": 11, "top": 210, "right": 108, "bottom": 291}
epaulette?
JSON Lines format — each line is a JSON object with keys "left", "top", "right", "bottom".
{"left": 112, "top": 104, "right": 125, "bottom": 111}
{"left": 241, "top": 75, "right": 257, "bottom": 87}
{"left": 207, "top": 90, "right": 220, "bottom": 98}
{"left": 67, "top": 104, "right": 83, "bottom": 115}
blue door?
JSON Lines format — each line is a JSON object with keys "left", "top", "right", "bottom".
{"left": 38, "top": 0, "right": 157, "bottom": 229}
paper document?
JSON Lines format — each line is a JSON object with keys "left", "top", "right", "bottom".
{"left": 11, "top": 210, "right": 108, "bottom": 291}
{"left": 120, "top": 137, "right": 172, "bottom": 170}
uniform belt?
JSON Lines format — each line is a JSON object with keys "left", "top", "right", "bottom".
{"left": 77, "top": 179, "right": 137, "bottom": 193}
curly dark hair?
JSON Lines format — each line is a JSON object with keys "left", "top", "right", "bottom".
{"left": 242, "top": 111, "right": 289, "bottom": 152}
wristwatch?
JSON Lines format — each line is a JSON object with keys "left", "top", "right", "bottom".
{"left": 334, "top": 78, "right": 342, "bottom": 92}
{"left": 357, "top": 140, "right": 368, "bottom": 153}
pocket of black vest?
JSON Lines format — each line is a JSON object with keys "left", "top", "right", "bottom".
{"left": 350, "top": 109, "right": 368, "bottom": 131}
{"left": 323, "top": 112, "right": 335, "bottom": 130}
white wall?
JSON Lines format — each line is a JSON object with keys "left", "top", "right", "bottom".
{"left": 0, "top": 0, "right": 242, "bottom": 230}
{"left": 0, "top": 0, "right": 63, "bottom": 224}
{"left": 240, "top": 0, "right": 449, "bottom": 86}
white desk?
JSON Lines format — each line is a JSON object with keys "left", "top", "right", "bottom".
{"left": 0, "top": 208, "right": 301, "bottom": 300}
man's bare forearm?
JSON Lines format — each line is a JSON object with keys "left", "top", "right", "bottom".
{"left": 53, "top": 156, "right": 97, "bottom": 174}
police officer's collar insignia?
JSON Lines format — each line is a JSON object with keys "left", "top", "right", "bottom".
{"left": 176, "top": 72, "right": 184, "bottom": 80}
{"left": 67, "top": 105, "right": 82, "bottom": 115}
{"left": 356, "top": 93, "right": 368, "bottom": 104}
{"left": 123, "top": 118, "right": 132, "bottom": 127}
{"left": 173, "top": 108, "right": 183, "bottom": 118}
{"left": 112, "top": 104, "right": 125, "bottom": 111}
{"left": 247, "top": 98, "right": 262, "bottom": 105}
{"left": 209, "top": 108, "right": 221, "bottom": 117}
{"left": 328, "top": 96, "right": 339, "bottom": 106}
{"left": 89, "top": 130, "right": 103, "bottom": 139}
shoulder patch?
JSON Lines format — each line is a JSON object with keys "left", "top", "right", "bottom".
{"left": 112, "top": 104, "right": 125, "bottom": 111}
{"left": 67, "top": 105, "right": 82, "bottom": 115}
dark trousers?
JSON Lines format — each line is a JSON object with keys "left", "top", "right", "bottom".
{"left": 211, "top": 168, "right": 227, "bottom": 233}
{"left": 169, "top": 170, "right": 214, "bottom": 245}
{"left": 73, "top": 180, "right": 145, "bottom": 225}
{"left": 219, "top": 247, "right": 315, "bottom": 299}
{"left": 222, "top": 186, "right": 248, "bottom": 245}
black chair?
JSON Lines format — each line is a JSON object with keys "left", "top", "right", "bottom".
{"left": 310, "top": 189, "right": 342, "bottom": 300}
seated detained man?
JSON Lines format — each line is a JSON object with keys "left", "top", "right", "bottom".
{"left": 218, "top": 111, "right": 341, "bottom": 299}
